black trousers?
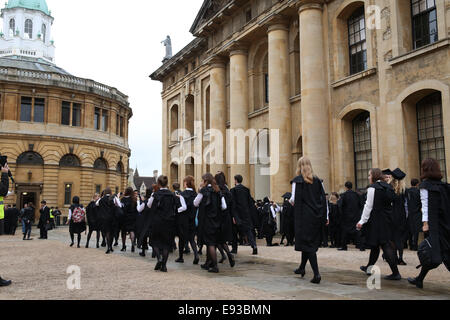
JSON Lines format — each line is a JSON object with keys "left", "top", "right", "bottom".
{"left": 39, "top": 227, "right": 48, "bottom": 239}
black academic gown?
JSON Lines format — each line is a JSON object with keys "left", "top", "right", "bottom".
{"left": 292, "top": 175, "right": 327, "bottom": 253}
{"left": 181, "top": 189, "right": 198, "bottom": 240}
{"left": 230, "top": 184, "right": 254, "bottom": 233}
{"left": 137, "top": 199, "right": 153, "bottom": 248}
{"left": 392, "top": 192, "right": 408, "bottom": 250}
{"left": 98, "top": 195, "right": 116, "bottom": 233}
{"left": 281, "top": 200, "right": 295, "bottom": 241}
{"left": 364, "top": 181, "right": 395, "bottom": 248}
{"left": 338, "top": 190, "right": 362, "bottom": 235}
{"left": 197, "top": 186, "right": 222, "bottom": 247}
{"left": 218, "top": 186, "right": 233, "bottom": 244}
{"left": 86, "top": 201, "right": 101, "bottom": 231}
{"left": 121, "top": 197, "right": 138, "bottom": 233}
{"left": 406, "top": 187, "right": 422, "bottom": 237}
{"left": 419, "top": 179, "right": 450, "bottom": 270}
{"left": 150, "top": 189, "right": 178, "bottom": 250}
{"left": 261, "top": 202, "right": 276, "bottom": 238}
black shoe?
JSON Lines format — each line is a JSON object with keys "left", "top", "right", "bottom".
{"left": 193, "top": 257, "right": 200, "bottom": 265}
{"left": 106, "top": 250, "right": 111, "bottom": 254}
{"left": 0, "top": 278, "right": 12, "bottom": 287}
{"left": 407, "top": 277, "right": 423, "bottom": 289}
{"left": 338, "top": 247, "right": 347, "bottom": 251}
{"left": 85, "top": 244, "right": 89, "bottom": 248}
{"left": 384, "top": 274, "right": 402, "bottom": 281}
{"left": 139, "top": 251, "right": 146, "bottom": 257}
{"left": 131, "top": 246, "right": 135, "bottom": 253}
{"left": 101, "top": 242, "right": 106, "bottom": 248}
{"left": 294, "top": 269, "right": 306, "bottom": 278}
{"left": 70, "top": 243, "right": 74, "bottom": 247}
{"left": 201, "top": 263, "right": 211, "bottom": 270}
{"left": 231, "top": 249, "right": 237, "bottom": 254}
{"left": 228, "top": 254, "right": 235, "bottom": 268}
{"left": 154, "top": 261, "right": 162, "bottom": 271}
{"left": 208, "top": 266, "right": 219, "bottom": 273}
{"left": 360, "top": 266, "right": 370, "bottom": 275}
{"left": 114, "top": 242, "right": 119, "bottom": 247}
{"left": 184, "top": 249, "right": 191, "bottom": 254}
{"left": 160, "top": 264, "right": 168, "bottom": 273}
{"left": 311, "top": 275, "right": 321, "bottom": 284}
{"left": 252, "top": 248, "right": 258, "bottom": 255}
{"left": 96, "top": 244, "right": 100, "bottom": 249}
{"left": 330, "top": 245, "right": 336, "bottom": 249}
{"left": 77, "top": 245, "right": 80, "bottom": 248}
{"left": 398, "top": 260, "right": 407, "bottom": 266}
{"left": 219, "top": 257, "right": 226, "bottom": 264}
{"left": 175, "top": 258, "right": 184, "bottom": 263}
{"left": 121, "top": 246, "right": 126, "bottom": 252}
{"left": 360, "top": 248, "right": 366, "bottom": 252}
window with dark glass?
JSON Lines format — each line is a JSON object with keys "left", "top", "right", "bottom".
{"left": 24, "top": 19, "right": 33, "bottom": 39}
{"left": 264, "top": 73, "right": 269, "bottom": 104}
{"left": 9, "top": 19, "right": 15, "bottom": 36}
{"left": 61, "top": 101, "right": 71, "bottom": 125}
{"left": 72, "top": 103, "right": 81, "bottom": 127}
{"left": 41, "top": 24, "right": 46, "bottom": 43}
{"left": 417, "top": 92, "right": 446, "bottom": 181}
{"left": 20, "top": 97, "right": 32, "bottom": 122}
{"left": 353, "top": 112, "right": 372, "bottom": 190}
{"left": 94, "top": 108, "right": 101, "bottom": 130}
{"left": 34, "top": 98, "right": 45, "bottom": 123}
{"left": 411, "top": 0, "right": 438, "bottom": 49}
{"left": 96, "top": 185, "right": 102, "bottom": 194}
{"left": 119, "top": 116, "right": 124, "bottom": 137}
{"left": 116, "top": 114, "right": 120, "bottom": 135}
{"left": 348, "top": 7, "right": 367, "bottom": 75}
{"left": 101, "top": 110, "right": 108, "bottom": 132}
{"left": 245, "top": 8, "right": 252, "bottom": 23}
{"left": 64, "top": 184, "right": 72, "bottom": 205}
{"left": 94, "top": 158, "right": 107, "bottom": 170}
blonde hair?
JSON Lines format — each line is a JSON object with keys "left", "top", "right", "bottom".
{"left": 296, "top": 156, "right": 314, "bottom": 184}
{"left": 393, "top": 179, "right": 406, "bottom": 195}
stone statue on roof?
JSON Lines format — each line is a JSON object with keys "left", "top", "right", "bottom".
{"left": 161, "top": 36, "right": 172, "bottom": 61}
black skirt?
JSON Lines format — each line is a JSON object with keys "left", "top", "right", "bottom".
{"left": 150, "top": 215, "right": 176, "bottom": 250}
{"left": 69, "top": 221, "right": 86, "bottom": 234}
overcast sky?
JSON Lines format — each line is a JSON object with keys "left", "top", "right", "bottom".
{"left": 45, "top": 0, "right": 204, "bottom": 177}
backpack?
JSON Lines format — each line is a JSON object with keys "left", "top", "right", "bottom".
{"left": 72, "top": 206, "right": 86, "bottom": 223}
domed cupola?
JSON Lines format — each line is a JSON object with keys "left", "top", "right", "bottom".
{"left": 0, "top": 0, "right": 55, "bottom": 63}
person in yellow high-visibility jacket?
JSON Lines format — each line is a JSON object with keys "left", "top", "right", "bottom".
{"left": 49, "top": 207, "right": 55, "bottom": 230}
{"left": 0, "top": 162, "right": 12, "bottom": 286}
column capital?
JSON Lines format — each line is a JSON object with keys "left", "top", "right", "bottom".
{"left": 298, "top": 0, "right": 324, "bottom": 14}
{"left": 207, "top": 55, "right": 227, "bottom": 69}
{"left": 266, "top": 15, "right": 290, "bottom": 33}
{"left": 227, "top": 41, "right": 249, "bottom": 57}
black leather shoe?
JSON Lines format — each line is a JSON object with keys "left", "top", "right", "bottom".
{"left": 193, "top": 257, "right": 200, "bottom": 265}
{"left": 154, "top": 261, "right": 162, "bottom": 271}
{"left": 228, "top": 254, "right": 235, "bottom": 268}
{"left": 252, "top": 248, "right": 258, "bottom": 255}
{"left": 131, "top": 246, "right": 135, "bottom": 253}
{"left": 175, "top": 258, "right": 184, "bottom": 263}
{"left": 311, "top": 275, "right": 321, "bottom": 284}
{"left": 160, "top": 264, "right": 168, "bottom": 273}
{"left": 105, "top": 250, "right": 111, "bottom": 254}
{"left": 384, "top": 274, "right": 402, "bottom": 281}
{"left": 407, "top": 277, "right": 423, "bottom": 289}
{"left": 231, "top": 249, "right": 237, "bottom": 254}
{"left": 96, "top": 244, "right": 100, "bottom": 249}
{"left": 201, "top": 263, "right": 210, "bottom": 270}
{"left": 294, "top": 269, "right": 306, "bottom": 278}
{"left": 120, "top": 246, "right": 126, "bottom": 252}
{"left": 139, "top": 251, "right": 146, "bottom": 257}
{"left": 70, "top": 243, "right": 74, "bottom": 247}
{"left": 85, "top": 244, "right": 89, "bottom": 248}
{"left": 360, "top": 266, "right": 370, "bottom": 275}
{"left": 338, "top": 247, "right": 347, "bottom": 251}
{"left": 208, "top": 266, "right": 219, "bottom": 273}
{"left": 0, "top": 278, "right": 12, "bottom": 287}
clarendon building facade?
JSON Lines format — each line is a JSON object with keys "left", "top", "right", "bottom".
{"left": 0, "top": 0, "right": 132, "bottom": 217}
{"left": 152, "top": 0, "right": 449, "bottom": 201}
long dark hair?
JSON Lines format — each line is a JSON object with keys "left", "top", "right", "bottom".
{"left": 124, "top": 187, "right": 137, "bottom": 203}
{"left": 214, "top": 172, "right": 227, "bottom": 191}
{"left": 183, "top": 175, "right": 196, "bottom": 192}
{"left": 421, "top": 158, "right": 443, "bottom": 181}
{"left": 202, "top": 173, "right": 220, "bottom": 193}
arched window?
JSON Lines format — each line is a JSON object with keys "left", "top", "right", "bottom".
{"left": 116, "top": 162, "right": 123, "bottom": 174}
{"left": 25, "top": 19, "right": 33, "bottom": 39}
{"left": 41, "top": 24, "right": 46, "bottom": 43}
{"left": 59, "top": 154, "right": 81, "bottom": 167}
{"left": 411, "top": 0, "right": 437, "bottom": 49}
{"left": 353, "top": 112, "right": 372, "bottom": 190}
{"left": 93, "top": 158, "right": 108, "bottom": 170}
{"left": 17, "top": 151, "right": 44, "bottom": 165}
{"left": 348, "top": 7, "right": 367, "bottom": 75}
{"left": 170, "top": 163, "right": 179, "bottom": 185}
{"left": 9, "top": 19, "right": 15, "bottom": 36}
{"left": 185, "top": 95, "right": 195, "bottom": 138}
{"left": 170, "top": 104, "right": 179, "bottom": 143}
{"left": 184, "top": 157, "right": 194, "bottom": 177}
{"left": 205, "top": 86, "right": 210, "bottom": 131}
{"left": 417, "top": 92, "right": 446, "bottom": 180}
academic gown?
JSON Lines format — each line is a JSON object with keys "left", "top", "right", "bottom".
{"left": 98, "top": 195, "right": 116, "bottom": 233}
{"left": 121, "top": 197, "right": 138, "bottom": 233}
{"left": 86, "top": 201, "right": 102, "bottom": 231}
{"left": 338, "top": 190, "right": 362, "bottom": 235}
{"left": 281, "top": 200, "right": 295, "bottom": 241}
{"left": 363, "top": 181, "right": 395, "bottom": 248}
{"left": 392, "top": 192, "right": 408, "bottom": 250}
{"left": 261, "top": 202, "right": 276, "bottom": 238}
{"left": 197, "top": 186, "right": 222, "bottom": 246}
{"left": 328, "top": 203, "right": 340, "bottom": 234}
{"left": 230, "top": 184, "right": 254, "bottom": 233}
{"left": 181, "top": 189, "right": 198, "bottom": 240}
{"left": 150, "top": 189, "right": 178, "bottom": 250}
{"left": 406, "top": 187, "right": 422, "bottom": 236}
{"left": 137, "top": 199, "right": 153, "bottom": 248}
{"left": 292, "top": 175, "right": 327, "bottom": 253}
{"left": 419, "top": 179, "right": 450, "bottom": 271}
{"left": 218, "top": 186, "right": 234, "bottom": 243}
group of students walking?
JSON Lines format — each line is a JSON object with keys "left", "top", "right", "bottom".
{"left": 63, "top": 157, "right": 449, "bottom": 289}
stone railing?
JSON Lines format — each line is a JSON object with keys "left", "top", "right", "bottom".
{"left": 0, "top": 66, "right": 130, "bottom": 106}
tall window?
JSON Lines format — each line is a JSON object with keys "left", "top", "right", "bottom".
{"left": 101, "top": 110, "right": 108, "bottom": 132}
{"left": 72, "top": 103, "right": 81, "bottom": 127}
{"left": 25, "top": 19, "right": 33, "bottom": 39}
{"left": 417, "top": 92, "right": 446, "bottom": 181}
{"left": 64, "top": 184, "right": 72, "bottom": 205}
{"left": 95, "top": 185, "right": 102, "bottom": 194}
{"left": 20, "top": 97, "right": 32, "bottom": 122}
{"left": 348, "top": 7, "right": 367, "bottom": 75}
{"left": 41, "top": 24, "right": 46, "bottom": 43}
{"left": 34, "top": 98, "right": 45, "bottom": 123}
{"left": 61, "top": 101, "right": 71, "bottom": 125}
{"left": 61, "top": 101, "right": 82, "bottom": 127}
{"left": 119, "top": 116, "right": 124, "bottom": 137}
{"left": 9, "top": 19, "right": 15, "bottom": 36}
{"left": 94, "top": 108, "right": 101, "bottom": 130}
{"left": 264, "top": 73, "right": 269, "bottom": 104}
{"left": 353, "top": 112, "right": 372, "bottom": 190}
{"left": 411, "top": 0, "right": 438, "bottom": 49}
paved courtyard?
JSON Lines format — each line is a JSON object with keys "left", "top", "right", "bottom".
{"left": 0, "top": 227, "right": 449, "bottom": 300}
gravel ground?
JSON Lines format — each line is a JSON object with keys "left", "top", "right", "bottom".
{"left": 0, "top": 228, "right": 448, "bottom": 300}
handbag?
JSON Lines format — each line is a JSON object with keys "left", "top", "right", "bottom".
{"left": 416, "top": 237, "right": 438, "bottom": 269}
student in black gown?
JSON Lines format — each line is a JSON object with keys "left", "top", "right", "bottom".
{"left": 280, "top": 193, "right": 295, "bottom": 247}
{"left": 120, "top": 187, "right": 138, "bottom": 253}
{"left": 328, "top": 192, "right": 340, "bottom": 248}
{"left": 175, "top": 181, "right": 190, "bottom": 263}
{"left": 408, "top": 159, "right": 450, "bottom": 289}
{"left": 215, "top": 172, "right": 235, "bottom": 268}
{"left": 230, "top": 175, "right": 258, "bottom": 255}
{"left": 406, "top": 179, "right": 422, "bottom": 251}
{"left": 194, "top": 173, "right": 228, "bottom": 273}
{"left": 96, "top": 188, "right": 121, "bottom": 254}
{"left": 180, "top": 176, "right": 199, "bottom": 264}
{"left": 261, "top": 198, "right": 279, "bottom": 247}
{"left": 66, "top": 196, "right": 87, "bottom": 248}
{"left": 290, "top": 157, "right": 328, "bottom": 284}
{"left": 391, "top": 168, "right": 408, "bottom": 265}
{"left": 337, "top": 182, "right": 363, "bottom": 251}
{"left": 145, "top": 176, "right": 186, "bottom": 272}
{"left": 86, "top": 193, "right": 103, "bottom": 248}
{"left": 137, "top": 185, "right": 159, "bottom": 258}
{"left": 357, "top": 168, "right": 402, "bottom": 280}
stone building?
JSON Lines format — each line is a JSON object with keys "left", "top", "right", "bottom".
{"left": 128, "top": 168, "right": 158, "bottom": 196}
{"left": 0, "top": 0, "right": 132, "bottom": 216}
{"left": 151, "top": 0, "right": 449, "bottom": 200}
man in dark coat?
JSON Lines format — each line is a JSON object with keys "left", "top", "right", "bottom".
{"left": 230, "top": 175, "right": 258, "bottom": 255}
{"left": 338, "top": 182, "right": 363, "bottom": 251}
{"left": 406, "top": 179, "right": 422, "bottom": 251}
{"left": 38, "top": 200, "right": 50, "bottom": 240}
{"left": 5, "top": 204, "right": 19, "bottom": 235}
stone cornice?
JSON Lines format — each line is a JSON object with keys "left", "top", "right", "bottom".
{"left": 298, "top": 1, "right": 324, "bottom": 14}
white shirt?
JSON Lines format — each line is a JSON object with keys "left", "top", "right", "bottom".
{"left": 146, "top": 188, "right": 187, "bottom": 213}
{"left": 193, "top": 185, "right": 227, "bottom": 210}
{"left": 359, "top": 187, "right": 375, "bottom": 226}
{"left": 420, "top": 189, "right": 429, "bottom": 222}
{"left": 270, "top": 204, "right": 280, "bottom": 218}
{"left": 95, "top": 195, "right": 122, "bottom": 208}
{"left": 289, "top": 181, "right": 329, "bottom": 220}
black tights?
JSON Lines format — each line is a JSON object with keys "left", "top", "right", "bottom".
{"left": 299, "top": 251, "right": 320, "bottom": 277}
{"left": 86, "top": 229, "right": 101, "bottom": 247}
{"left": 70, "top": 233, "right": 81, "bottom": 247}
{"left": 153, "top": 247, "right": 169, "bottom": 265}
{"left": 366, "top": 243, "right": 400, "bottom": 276}
{"left": 106, "top": 231, "right": 114, "bottom": 251}
{"left": 416, "top": 267, "right": 431, "bottom": 282}
{"left": 187, "top": 236, "right": 199, "bottom": 259}
{"left": 397, "top": 248, "right": 404, "bottom": 262}
{"left": 121, "top": 231, "right": 136, "bottom": 249}
{"left": 218, "top": 243, "right": 232, "bottom": 260}
{"left": 207, "top": 246, "right": 218, "bottom": 268}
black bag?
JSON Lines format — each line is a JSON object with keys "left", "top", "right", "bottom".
{"left": 416, "top": 237, "right": 438, "bottom": 269}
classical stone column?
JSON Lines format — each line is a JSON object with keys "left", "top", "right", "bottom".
{"left": 228, "top": 45, "right": 250, "bottom": 186}
{"left": 299, "top": 2, "right": 330, "bottom": 188}
{"left": 268, "top": 20, "right": 293, "bottom": 200}
{"left": 42, "top": 165, "right": 59, "bottom": 209}
{"left": 209, "top": 57, "right": 227, "bottom": 175}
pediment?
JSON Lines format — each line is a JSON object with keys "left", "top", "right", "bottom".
{"left": 190, "top": 0, "right": 231, "bottom": 34}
